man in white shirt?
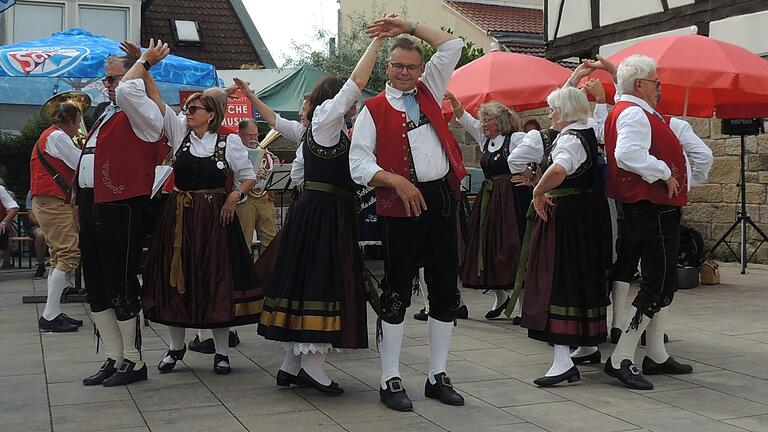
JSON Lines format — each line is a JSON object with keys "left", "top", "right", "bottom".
{"left": 350, "top": 17, "right": 465, "bottom": 411}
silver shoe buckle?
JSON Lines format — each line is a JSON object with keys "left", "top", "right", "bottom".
{"left": 440, "top": 375, "right": 453, "bottom": 388}
{"left": 389, "top": 379, "right": 404, "bottom": 392}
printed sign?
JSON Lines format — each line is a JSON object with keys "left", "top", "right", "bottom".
{"left": 179, "top": 89, "right": 253, "bottom": 134}
{"left": 0, "top": 46, "right": 90, "bottom": 77}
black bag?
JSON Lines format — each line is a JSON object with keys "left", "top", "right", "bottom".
{"left": 678, "top": 225, "right": 705, "bottom": 267}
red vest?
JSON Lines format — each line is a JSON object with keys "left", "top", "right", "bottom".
{"left": 365, "top": 81, "right": 466, "bottom": 217}
{"left": 77, "top": 111, "right": 163, "bottom": 203}
{"left": 604, "top": 101, "right": 688, "bottom": 207}
{"left": 30, "top": 126, "right": 76, "bottom": 200}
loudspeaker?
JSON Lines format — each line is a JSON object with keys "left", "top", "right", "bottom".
{"left": 721, "top": 118, "right": 764, "bottom": 136}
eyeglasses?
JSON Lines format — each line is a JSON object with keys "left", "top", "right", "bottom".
{"left": 637, "top": 78, "right": 661, "bottom": 88}
{"left": 101, "top": 74, "right": 125, "bottom": 85}
{"left": 388, "top": 62, "right": 422, "bottom": 72}
{"left": 182, "top": 105, "right": 211, "bottom": 115}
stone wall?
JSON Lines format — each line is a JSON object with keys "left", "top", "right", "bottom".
{"left": 449, "top": 109, "right": 768, "bottom": 264}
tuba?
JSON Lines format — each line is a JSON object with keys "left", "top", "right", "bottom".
{"left": 252, "top": 128, "right": 281, "bottom": 197}
{"left": 40, "top": 91, "right": 92, "bottom": 148}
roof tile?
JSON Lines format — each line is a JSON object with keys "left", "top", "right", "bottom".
{"left": 445, "top": 1, "right": 544, "bottom": 33}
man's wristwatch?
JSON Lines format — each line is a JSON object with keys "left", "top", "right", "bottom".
{"left": 238, "top": 192, "right": 246, "bottom": 201}
{"left": 137, "top": 59, "right": 151, "bottom": 71}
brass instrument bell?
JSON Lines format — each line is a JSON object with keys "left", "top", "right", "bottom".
{"left": 40, "top": 91, "right": 92, "bottom": 148}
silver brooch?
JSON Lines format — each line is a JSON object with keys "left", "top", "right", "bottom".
{"left": 217, "top": 141, "right": 226, "bottom": 148}
{"left": 216, "top": 161, "right": 225, "bottom": 169}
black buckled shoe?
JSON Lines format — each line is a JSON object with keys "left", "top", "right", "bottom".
{"left": 512, "top": 316, "right": 522, "bottom": 325}
{"left": 276, "top": 369, "right": 309, "bottom": 387}
{"left": 83, "top": 358, "right": 118, "bottom": 386}
{"left": 572, "top": 350, "right": 601, "bottom": 365}
{"left": 642, "top": 356, "right": 693, "bottom": 375}
{"left": 39, "top": 314, "right": 79, "bottom": 332}
{"left": 604, "top": 357, "right": 653, "bottom": 390}
{"left": 639, "top": 331, "right": 669, "bottom": 346}
{"left": 188, "top": 335, "right": 215, "bottom": 354}
{"left": 213, "top": 354, "right": 232, "bottom": 375}
{"left": 425, "top": 373, "right": 465, "bottom": 406}
{"left": 297, "top": 369, "right": 343, "bottom": 395}
{"left": 484, "top": 297, "right": 510, "bottom": 320}
{"left": 610, "top": 327, "right": 623, "bottom": 344}
{"left": 102, "top": 360, "right": 147, "bottom": 387}
{"left": 61, "top": 313, "right": 83, "bottom": 327}
{"left": 414, "top": 308, "right": 428, "bottom": 321}
{"left": 34, "top": 264, "right": 46, "bottom": 279}
{"left": 533, "top": 366, "right": 581, "bottom": 387}
{"left": 228, "top": 330, "right": 241, "bottom": 347}
{"left": 157, "top": 346, "right": 186, "bottom": 373}
{"left": 380, "top": 377, "right": 412, "bottom": 411}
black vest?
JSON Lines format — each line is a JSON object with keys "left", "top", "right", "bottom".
{"left": 544, "top": 127, "right": 598, "bottom": 191}
{"left": 480, "top": 134, "right": 513, "bottom": 177}
{"left": 302, "top": 128, "right": 356, "bottom": 192}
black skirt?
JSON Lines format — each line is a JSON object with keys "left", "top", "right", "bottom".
{"left": 257, "top": 190, "right": 368, "bottom": 349}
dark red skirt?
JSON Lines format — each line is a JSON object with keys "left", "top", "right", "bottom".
{"left": 521, "top": 192, "right": 610, "bottom": 346}
{"left": 462, "top": 179, "right": 531, "bottom": 289}
{"left": 142, "top": 191, "right": 263, "bottom": 328}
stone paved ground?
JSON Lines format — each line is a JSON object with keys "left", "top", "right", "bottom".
{"left": 1, "top": 261, "right": 767, "bottom": 432}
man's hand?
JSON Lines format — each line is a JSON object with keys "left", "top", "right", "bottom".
{"left": 120, "top": 40, "right": 142, "bottom": 59}
{"left": 583, "top": 55, "right": 617, "bottom": 80}
{"left": 566, "top": 62, "right": 595, "bottom": 87}
{"left": 392, "top": 175, "right": 427, "bottom": 217}
{"left": 233, "top": 78, "right": 254, "bottom": 97}
{"left": 665, "top": 175, "right": 680, "bottom": 199}
{"left": 220, "top": 192, "right": 238, "bottom": 226}
{"left": 140, "top": 38, "right": 170, "bottom": 67}
{"left": 224, "top": 83, "right": 239, "bottom": 97}
{"left": 366, "top": 14, "right": 408, "bottom": 38}
{"left": 583, "top": 78, "right": 606, "bottom": 103}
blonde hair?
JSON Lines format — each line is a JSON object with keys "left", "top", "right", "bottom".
{"left": 546, "top": 87, "right": 591, "bottom": 123}
{"left": 477, "top": 101, "right": 520, "bottom": 135}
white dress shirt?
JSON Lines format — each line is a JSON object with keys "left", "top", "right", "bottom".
{"left": 350, "top": 38, "right": 464, "bottom": 186}
{"left": 163, "top": 106, "right": 256, "bottom": 185}
{"left": 0, "top": 185, "right": 18, "bottom": 210}
{"left": 45, "top": 129, "right": 81, "bottom": 169}
{"left": 507, "top": 104, "right": 607, "bottom": 173}
{"left": 456, "top": 110, "right": 527, "bottom": 154}
{"left": 668, "top": 117, "right": 713, "bottom": 188}
{"left": 273, "top": 114, "right": 306, "bottom": 185}
{"left": 614, "top": 94, "right": 675, "bottom": 183}
{"left": 78, "top": 79, "right": 164, "bottom": 188}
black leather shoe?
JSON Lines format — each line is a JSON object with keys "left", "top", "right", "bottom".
{"left": 425, "top": 372, "right": 464, "bottom": 406}
{"left": 102, "top": 360, "right": 147, "bottom": 387}
{"left": 297, "top": 369, "right": 343, "bottom": 394}
{"left": 533, "top": 366, "right": 581, "bottom": 387}
{"left": 642, "top": 356, "right": 693, "bottom": 375}
{"left": 572, "top": 350, "right": 601, "bottom": 365}
{"left": 39, "top": 314, "right": 78, "bottom": 332}
{"left": 34, "top": 264, "right": 46, "bottom": 279}
{"left": 276, "top": 369, "right": 309, "bottom": 387}
{"left": 639, "top": 331, "right": 669, "bottom": 346}
{"left": 610, "top": 327, "right": 623, "bottom": 344}
{"left": 512, "top": 316, "right": 522, "bottom": 325}
{"left": 228, "top": 330, "right": 240, "bottom": 347}
{"left": 157, "top": 346, "right": 186, "bottom": 373}
{"left": 83, "top": 358, "right": 118, "bottom": 386}
{"left": 61, "top": 313, "right": 83, "bottom": 327}
{"left": 456, "top": 305, "right": 468, "bottom": 320}
{"left": 213, "top": 354, "right": 232, "bottom": 375}
{"left": 188, "top": 335, "right": 215, "bottom": 354}
{"left": 484, "top": 297, "right": 510, "bottom": 320}
{"left": 604, "top": 357, "right": 653, "bottom": 390}
{"left": 380, "top": 377, "right": 412, "bottom": 411}
{"left": 414, "top": 308, "right": 428, "bottom": 321}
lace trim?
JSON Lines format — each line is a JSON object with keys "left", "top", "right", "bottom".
{"left": 281, "top": 342, "right": 344, "bottom": 355}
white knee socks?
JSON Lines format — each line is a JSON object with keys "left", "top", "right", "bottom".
{"left": 380, "top": 321, "right": 405, "bottom": 389}
{"left": 611, "top": 306, "right": 651, "bottom": 368}
{"left": 301, "top": 351, "right": 331, "bottom": 386}
{"left": 546, "top": 344, "right": 574, "bottom": 376}
{"left": 492, "top": 289, "right": 508, "bottom": 310}
{"left": 645, "top": 308, "right": 669, "bottom": 363}
{"left": 198, "top": 329, "right": 213, "bottom": 340}
{"left": 571, "top": 346, "right": 598, "bottom": 358}
{"left": 92, "top": 310, "right": 123, "bottom": 363}
{"left": 611, "top": 281, "right": 630, "bottom": 330}
{"left": 428, "top": 317, "right": 453, "bottom": 384}
{"left": 280, "top": 344, "right": 301, "bottom": 375}
{"left": 212, "top": 328, "right": 230, "bottom": 357}
{"left": 168, "top": 326, "right": 186, "bottom": 350}
{"left": 117, "top": 317, "right": 143, "bottom": 368}
{"left": 42, "top": 269, "right": 68, "bottom": 320}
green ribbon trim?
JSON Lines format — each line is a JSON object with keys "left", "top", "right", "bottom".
{"left": 264, "top": 297, "right": 341, "bottom": 313}
{"left": 503, "top": 187, "right": 592, "bottom": 318}
{"left": 549, "top": 305, "right": 607, "bottom": 318}
{"left": 304, "top": 181, "right": 355, "bottom": 200}
{"left": 477, "top": 174, "right": 516, "bottom": 277}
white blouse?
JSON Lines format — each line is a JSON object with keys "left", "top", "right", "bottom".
{"left": 456, "top": 110, "right": 527, "bottom": 153}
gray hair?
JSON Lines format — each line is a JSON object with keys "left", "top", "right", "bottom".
{"left": 238, "top": 118, "right": 258, "bottom": 131}
{"left": 617, "top": 54, "right": 657, "bottom": 95}
{"left": 105, "top": 55, "right": 133, "bottom": 70}
{"left": 477, "top": 101, "right": 520, "bottom": 135}
{"left": 547, "top": 87, "right": 591, "bottom": 123}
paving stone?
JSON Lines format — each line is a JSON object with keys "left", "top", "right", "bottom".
{"left": 143, "top": 405, "right": 248, "bottom": 432}
{"left": 724, "top": 414, "right": 768, "bottom": 432}
{"left": 49, "top": 380, "right": 132, "bottom": 406}
{"left": 415, "top": 394, "right": 526, "bottom": 430}
{"left": 455, "top": 378, "right": 564, "bottom": 407}
{"left": 647, "top": 387, "right": 768, "bottom": 420}
{"left": 614, "top": 407, "right": 749, "bottom": 432}
{"left": 51, "top": 401, "right": 145, "bottom": 432}
{"left": 506, "top": 401, "right": 638, "bottom": 432}
{"left": 238, "top": 409, "right": 344, "bottom": 431}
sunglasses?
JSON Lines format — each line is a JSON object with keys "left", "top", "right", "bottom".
{"left": 101, "top": 74, "right": 125, "bottom": 85}
{"left": 183, "top": 105, "right": 211, "bottom": 115}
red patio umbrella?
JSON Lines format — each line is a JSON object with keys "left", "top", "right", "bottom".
{"left": 443, "top": 51, "right": 572, "bottom": 116}
{"left": 586, "top": 34, "right": 768, "bottom": 118}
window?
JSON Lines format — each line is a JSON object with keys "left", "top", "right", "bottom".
{"left": 171, "top": 19, "right": 202, "bottom": 46}
{"left": 12, "top": 2, "right": 64, "bottom": 43}
{"left": 79, "top": 7, "right": 129, "bottom": 41}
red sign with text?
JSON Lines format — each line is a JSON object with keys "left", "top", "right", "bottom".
{"left": 179, "top": 90, "right": 254, "bottom": 135}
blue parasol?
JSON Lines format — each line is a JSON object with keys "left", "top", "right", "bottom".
{"left": 0, "top": 28, "right": 218, "bottom": 105}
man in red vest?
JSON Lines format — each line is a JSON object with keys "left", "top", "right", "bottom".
{"left": 350, "top": 17, "right": 466, "bottom": 411}
{"left": 602, "top": 54, "right": 694, "bottom": 391}
{"left": 30, "top": 102, "right": 84, "bottom": 333}
{"left": 76, "top": 42, "right": 168, "bottom": 387}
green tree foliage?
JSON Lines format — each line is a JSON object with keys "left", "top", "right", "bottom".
{"left": 421, "top": 28, "right": 484, "bottom": 68}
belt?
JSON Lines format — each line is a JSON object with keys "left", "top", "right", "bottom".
{"left": 504, "top": 187, "right": 592, "bottom": 317}
{"left": 303, "top": 181, "right": 355, "bottom": 200}
{"left": 82, "top": 147, "right": 95, "bottom": 155}
{"left": 476, "top": 173, "right": 516, "bottom": 276}
{"left": 169, "top": 187, "right": 226, "bottom": 294}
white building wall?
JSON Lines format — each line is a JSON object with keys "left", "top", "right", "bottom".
{"left": 598, "top": 26, "right": 696, "bottom": 57}
{"left": 546, "top": 0, "right": 590, "bottom": 40}
{"left": 710, "top": 10, "right": 768, "bottom": 57}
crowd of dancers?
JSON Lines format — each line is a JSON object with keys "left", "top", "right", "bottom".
{"left": 23, "top": 13, "right": 714, "bottom": 411}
